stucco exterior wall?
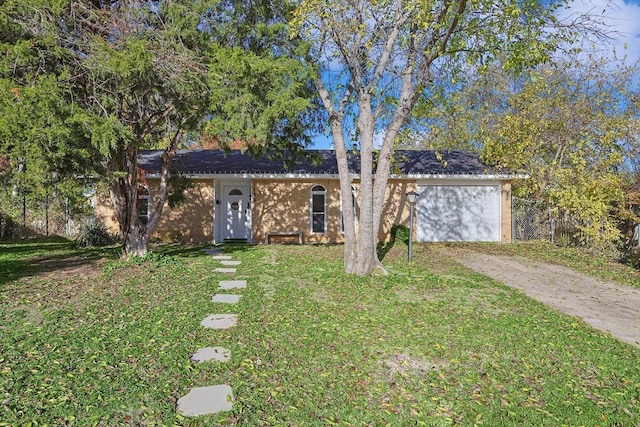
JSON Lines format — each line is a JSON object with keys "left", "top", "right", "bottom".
{"left": 93, "top": 179, "right": 213, "bottom": 243}
{"left": 500, "top": 180, "right": 512, "bottom": 243}
{"left": 251, "top": 179, "right": 342, "bottom": 244}
{"left": 154, "top": 179, "right": 213, "bottom": 242}
{"left": 378, "top": 180, "right": 416, "bottom": 242}
{"left": 251, "top": 178, "right": 416, "bottom": 244}
{"left": 93, "top": 191, "right": 120, "bottom": 236}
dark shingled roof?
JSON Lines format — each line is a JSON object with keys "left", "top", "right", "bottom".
{"left": 138, "top": 149, "right": 497, "bottom": 176}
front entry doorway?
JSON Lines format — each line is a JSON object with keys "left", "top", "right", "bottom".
{"left": 222, "top": 185, "right": 250, "bottom": 240}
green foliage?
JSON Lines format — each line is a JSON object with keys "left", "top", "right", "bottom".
{"left": 378, "top": 224, "right": 411, "bottom": 260}
{"left": 75, "top": 222, "right": 118, "bottom": 248}
{"left": 0, "top": 0, "right": 317, "bottom": 257}
{"left": 204, "top": 45, "right": 316, "bottom": 153}
{"left": 390, "top": 223, "right": 410, "bottom": 245}
{"left": 420, "top": 56, "right": 640, "bottom": 249}
{"left": 166, "top": 173, "right": 194, "bottom": 209}
{"left": 0, "top": 74, "right": 99, "bottom": 199}
{"left": 290, "top": 0, "right": 604, "bottom": 274}
{"left": 0, "top": 212, "right": 18, "bottom": 240}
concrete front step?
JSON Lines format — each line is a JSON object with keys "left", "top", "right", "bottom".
{"left": 214, "top": 267, "right": 237, "bottom": 273}
{"left": 177, "top": 385, "right": 234, "bottom": 416}
{"left": 220, "top": 260, "right": 241, "bottom": 266}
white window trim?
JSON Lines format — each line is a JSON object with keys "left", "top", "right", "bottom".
{"left": 137, "top": 185, "right": 150, "bottom": 225}
{"left": 310, "top": 184, "right": 327, "bottom": 234}
{"left": 340, "top": 185, "right": 357, "bottom": 234}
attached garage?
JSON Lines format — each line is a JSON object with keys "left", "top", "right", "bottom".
{"left": 416, "top": 182, "right": 502, "bottom": 242}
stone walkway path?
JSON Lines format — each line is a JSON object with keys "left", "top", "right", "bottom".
{"left": 176, "top": 247, "right": 244, "bottom": 417}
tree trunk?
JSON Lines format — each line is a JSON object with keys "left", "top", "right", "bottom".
{"left": 123, "top": 225, "right": 148, "bottom": 257}
{"left": 312, "top": 63, "right": 388, "bottom": 276}
{"left": 332, "top": 121, "right": 357, "bottom": 271}
{"left": 343, "top": 91, "right": 385, "bottom": 276}
{"left": 108, "top": 147, "right": 146, "bottom": 257}
{"left": 301, "top": 0, "right": 476, "bottom": 275}
{"left": 108, "top": 141, "right": 178, "bottom": 258}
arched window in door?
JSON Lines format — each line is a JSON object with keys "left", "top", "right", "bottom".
{"left": 137, "top": 186, "right": 150, "bottom": 225}
{"left": 228, "top": 189, "right": 243, "bottom": 211}
{"left": 311, "top": 185, "right": 326, "bottom": 233}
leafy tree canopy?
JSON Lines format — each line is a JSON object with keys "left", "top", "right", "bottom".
{"left": 417, "top": 54, "right": 640, "bottom": 247}
{"left": 0, "top": 0, "right": 317, "bottom": 255}
{"left": 290, "top": 0, "right": 607, "bottom": 274}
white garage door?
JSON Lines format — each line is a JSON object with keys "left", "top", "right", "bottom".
{"left": 417, "top": 185, "right": 501, "bottom": 242}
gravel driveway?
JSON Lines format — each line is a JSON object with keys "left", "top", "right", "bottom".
{"left": 452, "top": 250, "right": 640, "bottom": 348}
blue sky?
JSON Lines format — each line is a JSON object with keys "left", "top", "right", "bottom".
{"left": 565, "top": 0, "right": 640, "bottom": 61}
{"left": 312, "top": 134, "right": 334, "bottom": 150}
{"left": 310, "top": 0, "right": 640, "bottom": 150}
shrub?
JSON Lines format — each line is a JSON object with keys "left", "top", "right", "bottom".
{"left": 76, "top": 222, "right": 118, "bottom": 248}
{"left": 390, "top": 224, "right": 410, "bottom": 245}
{"left": 621, "top": 250, "right": 640, "bottom": 270}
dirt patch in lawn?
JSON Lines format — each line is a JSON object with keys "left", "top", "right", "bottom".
{"left": 24, "top": 255, "right": 106, "bottom": 281}
{"left": 446, "top": 248, "right": 640, "bottom": 347}
{"left": 5, "top": 256, "right": 108, "bottom": 309}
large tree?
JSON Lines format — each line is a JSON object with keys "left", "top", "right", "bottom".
{"left": 291, "top": 0, "right": 605, "bottom": 275}
{"left": 0, "top": 0, "right": 314, "bottom": 255}
{"left": 418, "top": 56, "right": 640, "bottom": 247}
{"left": 0, "top": 2, "right": 97, "bottom": 226}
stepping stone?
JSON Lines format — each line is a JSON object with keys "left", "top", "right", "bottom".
{"left": 201, "top": 314, "right": 238, "bottom": 329}
{"left": 219, "top": 280, "right": 247, "bottom": 290}
{"left": 191, "top": 347, "right": 231, "bottom": 363}
{"left": 202, "top": 248, "right": 223, "bottom": 255}
{"left": 214, "top": 268, "right": 237, "bottom": 274}
{"left": 220, "top": 260, "right": 241, "bottom": 266}
{"left": 177, "top": 385, "right": 234, "bottom": 416}
{"left": 212, "top": 255, "right": 233, "bottom": 260}
{"left": 212, "top": 294, "right": 241, "bottom": 304}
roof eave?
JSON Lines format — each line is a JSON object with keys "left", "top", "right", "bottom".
{"left": 401, "top": 173, "right": 525, "bottom": 180}
{"left": 143, "top": 172, "right": 524, "bottom": 180}
{"left": 143, "top": 172, "right": 344, "bottom": 179}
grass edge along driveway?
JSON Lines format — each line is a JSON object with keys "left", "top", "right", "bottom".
{"left": 0, "top": 239, "right": 639, "bottom": 426}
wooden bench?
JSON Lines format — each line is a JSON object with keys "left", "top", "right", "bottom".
{"left": 265, "top": 231, "right": 303, "bottom": 245}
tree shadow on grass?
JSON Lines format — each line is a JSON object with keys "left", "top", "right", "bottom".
{"left": 0, "top": 237, "right": 121, "bottom": 286}
{"left": 152, "top": 241, "right": 252, "bottom": 259}
{"left": 377, "top": 224, "right": 409, "bottom": 261}
{"left": 1, "top": 237, "right": 260, "bottom": 287}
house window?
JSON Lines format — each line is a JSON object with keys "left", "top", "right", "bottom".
{"left": 341, "top": 185, "right": 357, "bottom": 233}
{"left": 137, "top": 185, "right": 150, "bottom": 225}
{"left": 311, "top": 185, "right": 326, "bottom": 233}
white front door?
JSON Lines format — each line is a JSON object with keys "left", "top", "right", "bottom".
{"left": 223, "top": 186, "right": 250, "bottom": 240}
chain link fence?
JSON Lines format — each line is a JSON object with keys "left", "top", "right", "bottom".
{"left": 0, "top": 194, "right": 92, "bottom": 240}
{"left": 512, "top": 197, "right": 590, "bottom": 245}
{"left": 511, "top": 197, "right": 550, "bottom": 242}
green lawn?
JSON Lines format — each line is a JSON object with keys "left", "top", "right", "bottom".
{"left": 1, "top": 238, "right": 639, "bottom": 426}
